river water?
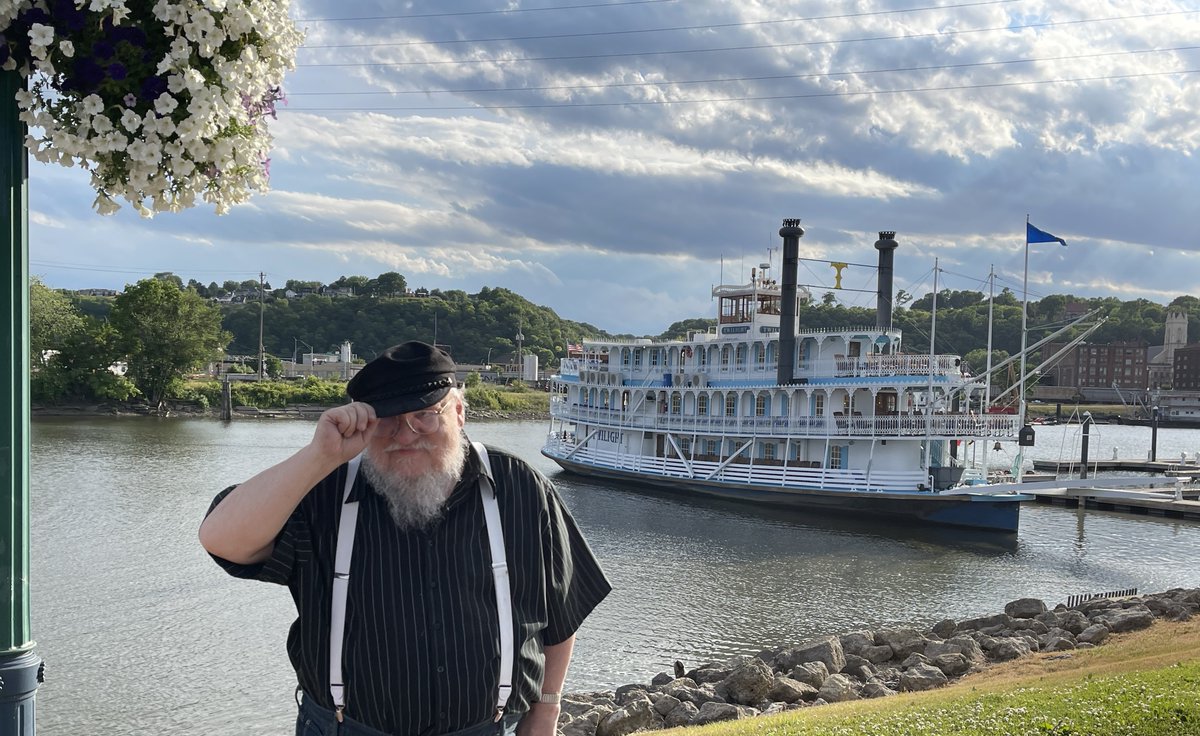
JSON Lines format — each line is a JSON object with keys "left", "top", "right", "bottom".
{"left": 28, "top": 416, "right": 1200, "bottom": 735}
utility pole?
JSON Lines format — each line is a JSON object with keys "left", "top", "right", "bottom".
{"left": 257, "top": 271, "right": 265, "bottom": 380}
{"left": 1, "top": 67, "right": 41, "bottom": 736}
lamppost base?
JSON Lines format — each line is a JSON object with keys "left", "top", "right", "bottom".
{"left": 0, "top": 649, "right": 42, "bottom": 736}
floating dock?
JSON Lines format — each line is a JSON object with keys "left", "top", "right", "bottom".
{"left": 1032, "top": 458, "right": 1200, "bottom": 473}
{"left": 1021, "top": 479, "right": 1200, "bottom": 520}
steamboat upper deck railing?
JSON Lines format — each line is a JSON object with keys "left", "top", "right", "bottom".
{"left": 549, "top": 398, "right": 1022, "bottom": 438}
{"left": 558, "top": 354, "right": 966, "bottom": 382}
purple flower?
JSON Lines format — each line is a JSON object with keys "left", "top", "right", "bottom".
{"left": 49, "top": 0, "right": 86, "bottom": 32}
{"left": 70, "top": 58, "right": 105, "bottom": 94}
{"left": 123, "top": 93, "right": 138, "bottom": 108}
{"left": 140, "top": 75, "right": 168, "bottom": 100}
{"left": 93, "top": 40, "right": 115, "bottom": 60}
{"left": 107, "top": 62, "right": 127, "bottom": 81}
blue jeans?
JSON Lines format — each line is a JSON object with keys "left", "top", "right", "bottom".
{"left": 296, "top": 693, "right": 521, "bottom": 736}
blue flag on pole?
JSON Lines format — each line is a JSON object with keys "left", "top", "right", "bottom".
{"left": 1027, "top": 222, "right": 1067, "bottom": 246}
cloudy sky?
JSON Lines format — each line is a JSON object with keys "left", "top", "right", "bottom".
{"left": 27, "top": 0, "right": 1200, "bottom": 335}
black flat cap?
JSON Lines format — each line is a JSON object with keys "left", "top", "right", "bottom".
{"left": 346, "top": 341, "right": 457, "bottom": 417}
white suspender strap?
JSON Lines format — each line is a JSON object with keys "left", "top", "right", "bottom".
{"left": 473, "top": 441, "right": 515, "bottom": 722}
{"left": 329, "top": 454, "right": 362, "bottom": 722}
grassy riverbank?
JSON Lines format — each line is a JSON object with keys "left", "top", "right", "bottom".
{"left": 34, "top": 379, "right": 553, "bottom": 421}
{"left": 688, "top": 620, "right": 1200, "bottom": 736}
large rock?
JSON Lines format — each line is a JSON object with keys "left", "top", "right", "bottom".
{"left": 957, "top": 613, "right": 1014, "bottom": 633}
{"left": 596, "top": 699, "right": 662, "bottom": 736}
{"left": 649, "top": 672, "right": 674, "bottom": 688}
{"left": 768, "top": 676, "right": 818, "bottom": 704}
{"left": 658, "top": 679, "right": 714, "bottom": 709}
{"left": 1077, "top": 623, "right": 1109, "bottom": 644}
{"left": 860, "top": 678, "right": 898, "bottom": 699}
{"left": 692, "top": 702, "right": 755, "bottom": 726}
{"left": 1005, "top": 597, "right": 1048, "bottom": 619}
{"left": 1057, "top": 610, "right": 1090, "bottom": 635}
{"left": 776, "top": 636, "right": 846, "bottom": 674}
{"left": 717, "top": 658, "right": 773, "bottom": 706}
{"left": 988, "top": 637, "right": 1033, "bottom": 662}
{"left": 662, "top": 702, "right": 699, "bottom": 729}
{"left": 1011, "top": 619, "right": 1049, "bottom": 635}
{"left": 932, "top": 653, "right": 971, "bottom": 676}
{"left": 1091, "top": 606, "right": 1154, "bottom": 633}
{"left": 924, "top": 636, "right": 984, "bottom": 663}
{"left": 651, "top": 694, "right": 680, "bottom": 717}
{"left": 817, "top": 673, "right": 861, "bottom": 703}
{"left": 900, "top": 662, "right": 949, "bottom": 691}
{"left": 787, "top": 661, "right": 829, "bottom": 689}
{"left": 614, "top": 684, "right": 650, "bottom": 705}
{"left": 931, "top": 618, "right": 958, "bottom": 639}
{"left": 839, "top": 631, "right": 876, "bottom": 657}
{"left": 875, "top": 627, "right": 928, "bottom": 659}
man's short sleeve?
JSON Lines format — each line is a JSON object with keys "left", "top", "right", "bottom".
{"left": 204, "top": 484, "right": 311, "bottom": 586}
{"left": 540, "top": 480, "right": 612, "bottom": 645}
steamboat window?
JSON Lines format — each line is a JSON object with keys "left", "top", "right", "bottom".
{"left": 671, "top": 394, "right": 682, "bottom": 414}
{"left": 698, "top": 394, "right": 709, "bottom": 415}
{"left": 680, "top": 438, "right": 692, "bottom": 457}
{"left": 650, "top": 350, "right": 660, "bottom": 367}
{"left": 721, "top": 346, "right": 731, "bottom": 368}
{"left": 755, "top": 395, "right": 767, "bottom": 416}
{"left": 634, "top": 350, "right": 643, "bottom": 367}
{"left": 753, "top": 344, "right": 764, "bottom": 368}
{"left": 622, "top": 348, "right": 631, "bottom": 367}
{"left": 725, "top": 394, "right": 737, "bottom": 416}
{"left": 829, "top": 445, "right": 844, "bottom": 468}
{"left": 706, "top": 439, "right": 718, "bottom": 456}
{"left": 762, "top": 443, "right": 776, "bottom": 460}
{"left": 736, "top": 345, "right": 747, "bottom": 367}
{"left": 814, "top": 393, "right": 825, "bottom": 415}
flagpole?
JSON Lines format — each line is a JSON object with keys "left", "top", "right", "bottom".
{"left": 1017, "top": 216, "right": 1031, "bottom": 482}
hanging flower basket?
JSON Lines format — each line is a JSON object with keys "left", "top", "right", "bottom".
{"left": 0, "top": 0, "right": 303, "bottom": 216}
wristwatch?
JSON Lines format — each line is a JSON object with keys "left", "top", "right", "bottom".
{"left": 538, "top": 692, "right": 562, "bottom": 705}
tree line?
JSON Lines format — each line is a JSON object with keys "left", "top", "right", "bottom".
{"left": 33, "top": 271, "right": 1200, "bottom": 409}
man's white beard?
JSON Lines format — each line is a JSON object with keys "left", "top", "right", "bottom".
{"left": 362, "top": 438, "right": 467, "bottom": 530}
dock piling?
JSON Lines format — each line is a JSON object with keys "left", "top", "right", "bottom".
{"left": 1080, "top": 413, "right": 1092, "bottom": 480}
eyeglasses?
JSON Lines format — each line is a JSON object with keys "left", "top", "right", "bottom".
{"left": 396, "top": 401, "right": 451, "bottom": 436}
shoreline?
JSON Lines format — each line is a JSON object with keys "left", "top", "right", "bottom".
{"left": 31, "top": 402, "right": 549, "bottom": 423}
{"left": 558, "top": 587, "right": 1199, "bottom": 736}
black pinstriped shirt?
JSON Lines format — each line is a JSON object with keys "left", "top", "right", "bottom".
{"left": 207, "top": 440, "right": 611, "bottom": 736}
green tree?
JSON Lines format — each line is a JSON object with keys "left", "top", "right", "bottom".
{"left": 30, "top": 277, "right": 84, "bottom": 369}
{"left": 32, "top": 320, "right": 137, "bottom": 403}
{"left": 374, "top": 271, "right": 407, "bottom": 297}
{"left": 110, "top": 278, "right": 231, "bottom": 410}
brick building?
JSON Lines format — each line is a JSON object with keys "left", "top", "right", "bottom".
{"left": 1173, "top": 344, "right": 1200, "bottom": 391}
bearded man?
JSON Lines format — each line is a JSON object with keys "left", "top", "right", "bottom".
{"left": 200, "top": 341, "right": 611, "bottom": 736}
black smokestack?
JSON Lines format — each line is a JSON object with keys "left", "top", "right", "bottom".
{"left": 777, "top": 218, "right": 805, "bottom": 385}
{"left": 874, "top": 231, "right": 898, "bottom": 338}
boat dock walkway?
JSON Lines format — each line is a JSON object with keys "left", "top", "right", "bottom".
{"left": 1032, "top": 458, "right": 1200, "bottom": 474}
{"left": 1021, "top": 479, "right": 1200, "bottom": 521}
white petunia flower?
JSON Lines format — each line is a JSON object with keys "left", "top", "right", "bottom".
{"left": 153, "top": 93, "right": 178, "bottom": 116}
{"left": 28, "top": 23, "right": 53, "bottom": 46}
{"left": 58, "top": 40, "right": 74, "bottom": 58}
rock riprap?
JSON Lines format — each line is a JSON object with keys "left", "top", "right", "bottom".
{"left": 558, "top": 587, "right": 1200, "bottom": 736}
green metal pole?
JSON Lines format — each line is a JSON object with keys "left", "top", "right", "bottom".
{"left": 0, "top": 68, "right": 41, "bottom": 736}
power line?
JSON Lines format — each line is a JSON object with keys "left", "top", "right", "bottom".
{"left": 30, "top": 259, "right": 266, "bottom": 277}
{"left": 284, "top": 67, "right": 1200, "bottom": 112}
{"left": 298, "top": 0, "right": 1022, "bottom": 50}
{"left": 295, "top": 0, "right": 677, "bottom": 23}
{"left": 294, "top": 9, "right": 1197, "bottom": 68}
{"left": 286, "top": 45, "right": 1200, "bottom": 97}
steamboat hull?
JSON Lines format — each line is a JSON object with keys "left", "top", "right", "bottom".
{"left": 544, "top": 451, "right": 1023, "bottom": 532}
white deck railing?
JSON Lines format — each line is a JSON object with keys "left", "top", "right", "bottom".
{"left": 549, "top": 399, "right": 1022, "bottom": 438}
{"left": 542, "top": 438, "right": 931, "bottom": 493}
{"left": 557, "top": 354, "right": 966, "bottom": 383}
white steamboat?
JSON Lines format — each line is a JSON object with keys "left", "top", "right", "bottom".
{"left": 542, "top": 221, "right": 1030, "bottom": 531}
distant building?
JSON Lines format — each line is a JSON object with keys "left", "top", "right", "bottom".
{"left": 75, "top": 288, "right": 118, "bottom": 297}
{"left": 1173, "top": 344, "right": 1200, "bottom": 391}
{"left": 1148, "top": 309, "right": 1188, "bottom": 389}
{"left": 1040, "top": 340, "right": 1148, "bottom": 402}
